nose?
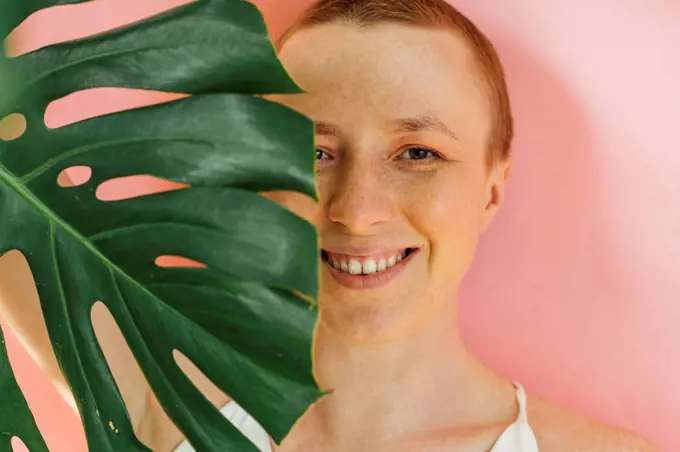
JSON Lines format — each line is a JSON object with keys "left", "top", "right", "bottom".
{"left": 326, "top": 163, "right": 395, "bottom": 234}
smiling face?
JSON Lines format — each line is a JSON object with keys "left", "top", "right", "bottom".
{"left": 267, "top": 22, "right": 512, "bottom": 342}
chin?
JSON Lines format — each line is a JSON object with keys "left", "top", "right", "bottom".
{"left": 317, "top": 287, "right": 444, "bottom": 344}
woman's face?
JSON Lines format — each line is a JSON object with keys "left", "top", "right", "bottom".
{"left": 267, "top": 22, "right": 511, "bottom": 342}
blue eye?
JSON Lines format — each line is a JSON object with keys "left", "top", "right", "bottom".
{"left": 398, "top": 147, "right": 441, "bottom": 161}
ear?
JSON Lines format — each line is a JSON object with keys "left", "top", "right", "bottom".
{"left": 481, "top": 155, "right": 514, "bottom": 233}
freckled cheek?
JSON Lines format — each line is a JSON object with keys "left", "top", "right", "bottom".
{"left": 406, "top": 187, "right": 483, "bottom": 264}
{"left": 261, "top": 191, "right": 320, "bottom": 223}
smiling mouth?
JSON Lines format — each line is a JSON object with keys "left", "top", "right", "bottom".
{"left": 321, "top": 248, "right": 418, "bottom": 275}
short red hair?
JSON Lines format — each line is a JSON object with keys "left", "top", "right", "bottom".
{"left": 277, "top": 0, "right": 514, "bottom": 164}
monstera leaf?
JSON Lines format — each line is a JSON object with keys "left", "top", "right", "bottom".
{"left": 0, "top": 0, "right": 323, "bottom": 450}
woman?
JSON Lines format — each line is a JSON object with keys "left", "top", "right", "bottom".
{"left": 0, "top": 0, "right": 658, "bottom": 451}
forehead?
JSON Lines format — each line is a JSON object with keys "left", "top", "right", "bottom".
{"left": 273, "top": 22, "right": 492, "bottom": 145}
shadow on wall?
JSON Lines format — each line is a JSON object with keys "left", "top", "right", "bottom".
{"left": 458, "top": 30, "right": 659, "bottom": 445}
{"left": 459, "top": 29, "right": 594, "bottom": 385}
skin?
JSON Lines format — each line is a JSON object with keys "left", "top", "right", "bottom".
{"left": 265, "top": 22, "right": 515, "bottom": 450}
{"left": 0, "top": 20, "right": 657, "bottom": 452}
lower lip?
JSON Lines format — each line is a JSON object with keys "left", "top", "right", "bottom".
{"left": 322, "top": 249, "right": 420, "bottom": 290}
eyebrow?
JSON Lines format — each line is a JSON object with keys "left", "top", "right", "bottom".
{"left": 393, "top": 115, "right": 458, "bottom": 141}
{"left": 315, "top": 121, "right": 341, "bottom": 137}
{"left": 314, "top": 115, "right": 458, "bottom": 140}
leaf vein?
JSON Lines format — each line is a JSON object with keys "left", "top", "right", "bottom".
{"left": 19, "top": 46, "right": 174, "bottom": 95}
{"left": 48, "top": 221, "right": 105, "bottom": 433}
{"left": 21, "top": 136, "right": 210, "bottom": 184}
{"left": 88, "top": 221, "right": 220, "bottom": 243}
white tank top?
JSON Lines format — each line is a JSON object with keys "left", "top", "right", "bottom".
{"left": 175, "top": 382, "right": 540, "bottom": 451}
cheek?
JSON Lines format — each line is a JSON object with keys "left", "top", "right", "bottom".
{"left": 414, "top": 169, "right": 483, "bottom": 218}
{"left": 405, "top": 173, "right": 486, "bottom": 258}
{"left": 261, "top": 191, "right": 319, "bottom": 223}
{"left": 412, "top": 191, "right": 479, "bottom": 239}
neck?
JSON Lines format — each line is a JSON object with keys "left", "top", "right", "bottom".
{"left": 304, "top": 295, "right": 516, "bottom": 446}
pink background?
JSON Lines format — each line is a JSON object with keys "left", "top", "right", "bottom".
{"left": 2, "top": 0, "right": 679, "bottom": 450}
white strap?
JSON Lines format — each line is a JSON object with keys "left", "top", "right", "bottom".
{"left": 513, "top": 381, "right": 529, "bottom": 423}
{"left": 174, "top": 400, "right": 272, "bottom": 452}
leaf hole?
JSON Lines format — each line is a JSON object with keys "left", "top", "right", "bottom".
{"left": 91, "top": 302, "right": 154, "bottom": 449}
{"left": 155, "top": 256, "right": 207, "bottom": 269}
{"left": 172, "top": 350, "right": 230, "bottom": 412}
{"left": 0, "top": 114, "right": 27, "bottom": 141}
{"left": 0, "top": 250, "right": 83, "bottom": 435}
{"left": 45, "top": 88, "right": 188, "bottom": 129}
{"left": 11, "top": 436, "right": 28, "bottom": 452}
{"left": 96, "top": 176, "right": 189, "bottom": 202}
{"left": 58, "top": 166, "right": 92, "bottom": 187}
{"left": 170, "top": 349, "right": 236, "bottom": 448}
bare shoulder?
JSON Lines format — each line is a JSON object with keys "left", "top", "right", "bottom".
{"left": 525, "top": 394, "right": 658, "bottom": 452}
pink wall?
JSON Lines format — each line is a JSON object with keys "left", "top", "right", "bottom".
{"left": 2, "top": 0, "right": 679, "bottom": 450}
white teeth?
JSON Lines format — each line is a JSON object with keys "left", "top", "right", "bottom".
{"left": 348, "top": 259, "right": 363, "bottom": 275}
{"left": 362, "top": 259, "right": 377, "bottom": 274}
{"left": 326, "top": 250, "right": 413, "bottom": 275}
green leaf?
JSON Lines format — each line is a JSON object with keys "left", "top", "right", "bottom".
{"left": 0, "top": 0, "right": 323, "bottom": 450}
{"left": 0, "top": 326, "right": 48, "bottom": 452}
